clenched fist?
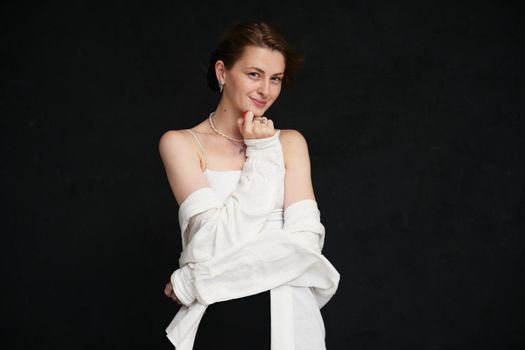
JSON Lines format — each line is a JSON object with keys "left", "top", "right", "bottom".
{"left": 164, "top": 281, "right": 182, "bottom": 305}
{"left": 237, "top": 110, "right": 276, "bottom": 139}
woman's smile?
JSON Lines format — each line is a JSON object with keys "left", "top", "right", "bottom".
{"left": 249, "top": 97, "right": 267, "bottom": 108}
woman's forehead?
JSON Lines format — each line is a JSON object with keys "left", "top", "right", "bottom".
{"left": 234, "top": 46, "right": 285, "bottom": 73}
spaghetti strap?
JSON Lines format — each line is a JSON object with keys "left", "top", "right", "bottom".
{"left": 184, "top": 129, "right": 208, "bottom": 170}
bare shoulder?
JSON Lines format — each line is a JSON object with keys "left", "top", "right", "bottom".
{"left": 279, "top": 128, "right": 308, "bottom": 144}
{"left": 158, "top": 128, "right": 208, "bottom": 205}
{"left": 278, "top": 129, "right": 311, "bottom": 176}
{"left": 159, "top": 129, "right": 191, "bottom": 150}
{"left": 158, "top": 128, "right": 202, "bottom": 161}
{"left": 279, "top": 129, "right": 310, "bottom": 158}
{"left": 159, "top": 128, "right": 204, "bottom": 170}
{"left": 279, "top": 129, "right": 315, "bottom": 205}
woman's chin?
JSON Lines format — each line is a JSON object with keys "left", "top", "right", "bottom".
{"left": 239, "top": 105, "right": 269, "bottom": 117}
{"left": 255, "top": 108, "right": 269, "bottom": 117}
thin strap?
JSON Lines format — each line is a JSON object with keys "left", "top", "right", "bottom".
{"left": 184, "top": 129, "right": 208, "bottom": 170}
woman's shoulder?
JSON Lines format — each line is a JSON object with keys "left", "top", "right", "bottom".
{"left": 159, "top": 117, "right": 209, "bottom": 143}
{"left": 278, "top": 129, "right": 310, "bottom": 166}
{"left": 278, "top": 128, "right": 309, "bottom": 147}
{"left": 158, "top": 128, "right": 197, "bottom": 154}
{"left": 159, "top": 128, "right": 188, "bottom": 143}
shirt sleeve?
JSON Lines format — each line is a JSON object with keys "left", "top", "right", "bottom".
{"left": 283, "top": 199, "right": 326, "bottom": 253}
{"left": 177, "top": 199, "right": 340, "bottom": 308}
{"left": 172, "top": 130, "right": 286, "bottom": 305}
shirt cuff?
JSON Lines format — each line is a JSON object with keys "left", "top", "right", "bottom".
{"left": 170, "top": 265, "right": 196, "bottom": 306}
{"left": 243, "top": 129, "right": 281, "bottom": 150}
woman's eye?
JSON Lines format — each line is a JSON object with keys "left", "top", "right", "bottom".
{"left": 271, "top": 76, "right": 283, "bottom": 82}
{"left": 248, "top": 72, "right": 260, "bottom": 78}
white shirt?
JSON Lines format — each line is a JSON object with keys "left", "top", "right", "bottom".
{"left": 165, "top": 130, "right": 340, "bottom": 349}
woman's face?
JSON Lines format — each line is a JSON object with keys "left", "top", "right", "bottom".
{"left": 218, "top": 45, "right": 285, "bottom": 117}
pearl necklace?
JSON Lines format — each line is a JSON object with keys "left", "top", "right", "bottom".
{"left": 208, "top": 112, "right": 246, "bottom": 155}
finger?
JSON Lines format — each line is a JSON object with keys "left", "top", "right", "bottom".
{"left": 254, "top": 117, "right": 272, "bottom": 129}
{"left": 237, "top": 114, "right": 245, "bottom": 130}
{"left": 259, "top": 125, "right": 275, "bottom": 138}
{"left": 244, "top": 111, "right": 254, "bottom": 128}
{"left": 172, "top": 294, "right": 181, "bottom": 304}
{"left": 252, "top": 119, "right": 264, "bottom": 133}
{"left": 238, "top": 111, "right": 251, "bottom": 135}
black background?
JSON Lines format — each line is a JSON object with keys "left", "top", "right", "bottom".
{"left": 2, "top": 0, "right": 524, "bottom": 349}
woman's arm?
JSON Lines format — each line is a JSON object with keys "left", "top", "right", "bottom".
{"left": 159, "top": 112, "right": 278, "bottom": 206}
{"left": 280, "top": 129, "right": 316, "bottom": 208}
{"left": 160, "top": 126, "right": 286, "bottom": 305}
{"left": 281, "top": 129, "right": 325, "bottom": 252}
{"left": 159, "top": 129, "right": 209, "bottom": 207}
{"left": 159, "top": 128, "right": 285, "bottom": 250}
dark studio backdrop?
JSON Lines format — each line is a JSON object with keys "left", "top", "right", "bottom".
{"left": 1, "top": 0, "right": 523, "bottom": 349}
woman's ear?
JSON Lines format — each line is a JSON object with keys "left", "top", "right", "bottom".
{"left": 215, "top": 60, "right": 226, "bottom": 85}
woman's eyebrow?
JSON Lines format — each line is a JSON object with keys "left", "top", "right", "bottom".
{"left": 247, "top": 66, "right": 284, "bottom": 76}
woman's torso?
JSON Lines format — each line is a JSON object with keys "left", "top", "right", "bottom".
{"left": 185, "top": 128, "right": 284, "bottom": 224}
{"left": 185, "top": 128, "right": 282, "bottom": 349}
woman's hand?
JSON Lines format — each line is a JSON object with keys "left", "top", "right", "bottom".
{"left": 164, "top": 281, "right": 183, "bottom": 305}
{"left": 237, "top": 110, "right": 276, "bottom": 139}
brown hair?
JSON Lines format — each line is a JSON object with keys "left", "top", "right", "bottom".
{"left": 206, "top": 21, "right": 303, "bottom": 91}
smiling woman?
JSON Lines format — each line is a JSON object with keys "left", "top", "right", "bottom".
{"left": 159, "top": 21, "right": 340, "bottom": 350}
{"left": 215, "top": 45, "right": 286, "bottom": 117}
{"left": 206, "top": 21, "right": 302, "bottom": 94}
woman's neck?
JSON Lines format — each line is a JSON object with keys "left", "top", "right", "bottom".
{"left": 210, "top": 99, "right": 244, "bottom": 140}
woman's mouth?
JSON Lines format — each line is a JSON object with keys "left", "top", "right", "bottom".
{"left": 250, "top": 98, "right": 267, "bottom": 108}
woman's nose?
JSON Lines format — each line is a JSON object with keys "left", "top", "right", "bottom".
{"left": 258, "top": 80, "right": 270, "bottom": 97}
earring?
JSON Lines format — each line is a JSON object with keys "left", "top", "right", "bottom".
{"left": 219, "top": 82, "right": 224, "bottom": 93}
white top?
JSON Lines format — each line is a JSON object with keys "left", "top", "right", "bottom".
{"left": 203, "top": 169, "right": 242, "bottom": 201}
{"left": 188, "top": 128, "right": 285, "bottom": 223}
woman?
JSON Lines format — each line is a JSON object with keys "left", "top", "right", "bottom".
{"left": 159, "top": 21, "right": 339, "bottom": 350}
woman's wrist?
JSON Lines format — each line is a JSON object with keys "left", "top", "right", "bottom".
{"left": 243, "top": 129, "right": 281, "bottom": 149}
